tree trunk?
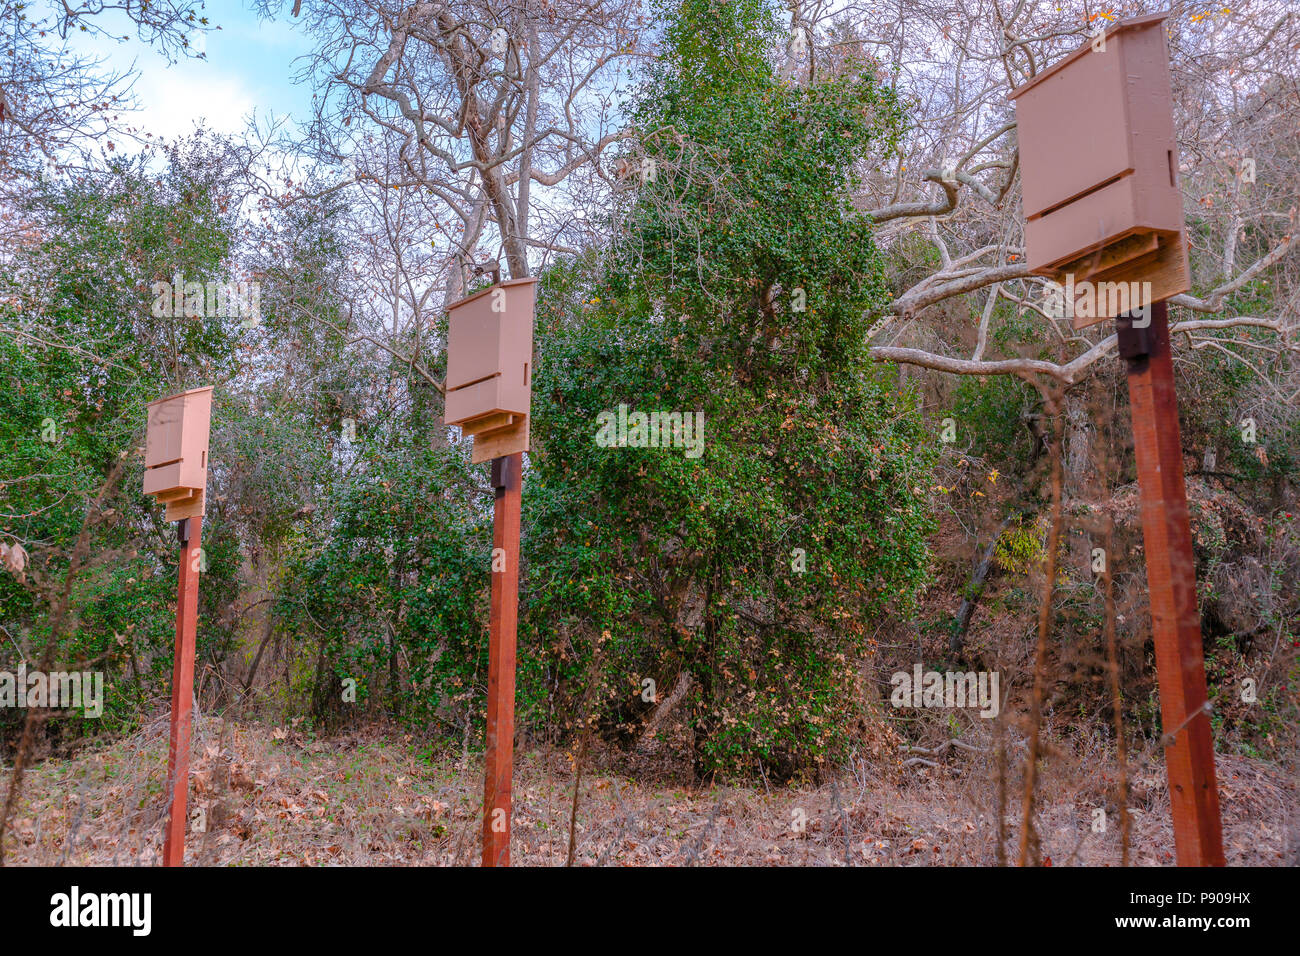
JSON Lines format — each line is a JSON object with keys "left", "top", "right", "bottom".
{"left": 950, "top": 515, "right": 1016, "bottom": 656}
{"left": 1063, "top": 392, "right": 1093, "bottom": 569}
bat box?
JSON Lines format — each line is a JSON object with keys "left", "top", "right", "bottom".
{"left": 443, "top": 278, "right": 536, "bottom": 438}
{"left": 143, "top": 386, "right": 213, "bottom": 520}
{"left": 1010, "top": 12, "right": 1189, "bottom": 326}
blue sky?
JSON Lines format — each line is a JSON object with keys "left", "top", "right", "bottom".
{"left": 75, "top": 1, "right": 319, "bottom": 144}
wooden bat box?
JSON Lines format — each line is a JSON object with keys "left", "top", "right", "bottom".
{"left": 443, "top": 278, "right": 536, "bottom": 462}
{"left": 1010, "top": 12, "right": 1189, "bottom": 327}
{"left": 143, "top": 385, "right": 213, "bottom": 521}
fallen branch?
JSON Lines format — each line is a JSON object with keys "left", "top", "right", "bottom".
{"left": 901, "top": 739, "right": 989, "bottom": 757}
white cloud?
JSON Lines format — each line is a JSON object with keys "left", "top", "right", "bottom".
{"left": 135, "top": 66, "right": 257, "bottom": 142}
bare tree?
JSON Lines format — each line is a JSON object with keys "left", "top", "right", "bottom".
{"left": 786, "top": 0, "right": 1300, "bottom": 398}
{"left": 271, "top": 0, "right": 649, "bottom": 289}
{"left": 0, "top": 0, "right": 211, "bottom": 170}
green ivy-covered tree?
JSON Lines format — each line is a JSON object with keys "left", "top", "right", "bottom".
{"left": 522, "top": 0, "right": 935, "bottom": 780}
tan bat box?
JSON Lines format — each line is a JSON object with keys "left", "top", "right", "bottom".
{"left": 1010, "top": 12, "right": 1189, "bottom": 327}
{"left": 143, "top": 385, "right": 213, "bottom": 521}
{"left": 443, "top": 277, "right": 537, "bottom": 463}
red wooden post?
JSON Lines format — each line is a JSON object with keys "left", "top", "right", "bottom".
{"left": 440, "top": 274, "right": 532, "bottom": 865}
{"left": 162, "top": 515, "right": 203, "bottom": 867}
{"left": 483, "top": 452, "right": 522, "bottom": 866}
{"left": 1119, "top": 301, "right": 1225, "bottom": 866}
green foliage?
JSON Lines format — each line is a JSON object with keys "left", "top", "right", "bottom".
{"left": 993, "top": 516, "right": 1047, "bottom": 576}
{"left": 278, "top": 422, "right": 489, "bottom": 735}
{"left": 0, "top": 149, "right": 243, "bottom": 748}
{"left": 948, "top": 374, "right": 1033, "bottom": 461}
{"left": 519, "top": 0, "right": 934, "bottom": 781}
{"left": 620, "top": 0, "right": 903, "bottom": 379}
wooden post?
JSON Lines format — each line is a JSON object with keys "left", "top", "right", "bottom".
{"left": 1118, "top": 301, "right": 1225, "bottom": 866}
{"left": 162, "top": 515, "right": 203, "bottom": 867}
{"left": 482, "top": 452, "right": 522, "bottom": 866}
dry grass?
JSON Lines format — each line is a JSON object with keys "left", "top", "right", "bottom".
{"left": 5, "top": 716, "right": 1294, "bottom": 866}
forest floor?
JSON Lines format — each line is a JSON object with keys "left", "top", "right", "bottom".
{"left": 6, "top": 717, "right": 1295, "bottom": 866}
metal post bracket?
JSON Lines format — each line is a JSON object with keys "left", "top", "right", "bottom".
{"left": 1116, "top": 313, "right": 1152, "bottom": 360}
